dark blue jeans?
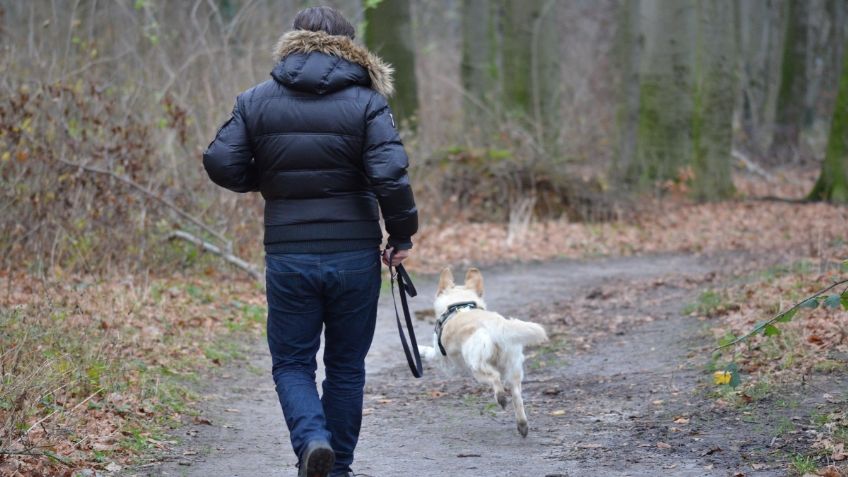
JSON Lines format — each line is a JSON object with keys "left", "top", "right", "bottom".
{"left": 265, "top": 248, "right": 381, "bottom": 476}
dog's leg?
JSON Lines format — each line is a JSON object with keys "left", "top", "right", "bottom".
{"left": 463, "top": 333, "right": 507, "bottom": 408}
{"left": 505, "top": 358, "right": 529, "bottom": 437}
{"left": 509, "top": 379, "right": 529, "bottom": 437}
{"left": 472, "top": 367, "right": 507, "bottom": 409}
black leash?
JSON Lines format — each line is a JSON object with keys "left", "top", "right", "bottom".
{"left": 387, "top": 250, "right": 423, "bottom": 378}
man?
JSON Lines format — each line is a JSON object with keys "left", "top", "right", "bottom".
{"left": 202, "top": 6, "right": 418, "bottom": 477}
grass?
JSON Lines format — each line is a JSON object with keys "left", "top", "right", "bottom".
{"left": 757, "top": 260, "right": 815, "bottom": 282}
{"left": 460, "top": 393, "right": 500, "bottom": 417}
{"left": 773, "top": 416, "right": 795, "bottom": 437}
{"left": 0, "top": 273, "right": 265, "bottom": 474}
{"left": 812, "top": 359, "right": 844, "bottom": 373}
{"left": 683, "top": 289, "right": 731, "bottom": 317}
{"left": 526, "top": 336, "right": 569, "bottom": 371}
{"left": 789, "top": 454, "right": 817, "bottom": 475}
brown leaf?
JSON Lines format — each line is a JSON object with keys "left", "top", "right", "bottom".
{"left": 701, "top": 446, "right": 722, "bottom": 456}
{"left": 817, "top": 466, "right": 842, "bottom": 477}
{"left": 831, "top": 442, "right": 846, "bottom": 461}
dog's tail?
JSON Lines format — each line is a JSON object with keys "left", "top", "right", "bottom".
{"left": 502, "top": 319, "right": 548, "bottom": 346}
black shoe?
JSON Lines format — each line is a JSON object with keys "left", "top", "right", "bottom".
{"left": 298, "top": 441, "right": 335, "bottom": 477}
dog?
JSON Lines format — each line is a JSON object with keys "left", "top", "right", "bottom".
{"left": 418, "top": 267, "right": 548, "bottom": 437}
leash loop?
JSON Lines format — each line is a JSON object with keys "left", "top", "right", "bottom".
{"left": 387, "top": 249, "right": 423, "bottom": 378}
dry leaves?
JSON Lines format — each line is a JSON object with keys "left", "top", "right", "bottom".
{"left": 410, "top": 198, "right": 848, "bottom": 274}
{"left": 0, "top": 272, "right": 265, "bottom": 475}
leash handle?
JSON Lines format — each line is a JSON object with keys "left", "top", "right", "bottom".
{"left": 387, "top": 249, "right": 423, "bottom": 378}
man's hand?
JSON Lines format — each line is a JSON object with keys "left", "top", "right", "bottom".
{"left": 382, "top": 247, "right": 410, "bottom": 267}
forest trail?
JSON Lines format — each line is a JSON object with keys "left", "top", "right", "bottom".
{"left": 141, "top": 253, "right": 836, "bottom": 477}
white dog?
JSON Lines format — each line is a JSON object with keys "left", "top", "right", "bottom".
{"left": 419, "top": 268, "right": 548, "bottom": 437}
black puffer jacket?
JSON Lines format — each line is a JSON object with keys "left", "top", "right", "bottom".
{"left": 203, "top": 30, "right": 418, "bottom": 253}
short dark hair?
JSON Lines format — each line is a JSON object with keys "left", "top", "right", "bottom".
{"left": 292, "top": 6, "right": 355, "bottom": 39}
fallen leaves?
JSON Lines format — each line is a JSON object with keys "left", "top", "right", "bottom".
{"left": 0, "top": 273, "right": 266, "bottom": 475}
{"left": 411, "top": 198, "right": 848, "bottom": 275}
{"left": 831, "top": 443, "right": 846, "bottom": 461}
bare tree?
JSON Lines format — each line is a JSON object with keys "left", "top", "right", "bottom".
{"left": 691, "top": 0, "right": 736, "bottom": 200}
{"left": 364, "top": 0, "right": 419, "bottom": 126}
{"left": 809, "top": 34, "right": 848, "bottom": 202}
{"left": 627, "top": 0, "right": 696, "bottom": 188}
{"left": 770, "top": 0, "right": 809, "bottom": 161}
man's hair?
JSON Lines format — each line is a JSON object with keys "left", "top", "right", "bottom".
{"left": 292, "top": 6, "right": 356, "bottom": 39}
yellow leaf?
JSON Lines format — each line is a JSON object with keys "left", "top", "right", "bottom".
{"left": 713, "top": 371, "right": 732, "bottom": 385}
{"left": 1, "top": 151, "right": 9, "bottom": 162}
{"left": 550, "top": 409, "right": 566, "bottom": 416}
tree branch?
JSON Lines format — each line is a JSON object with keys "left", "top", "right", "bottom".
{"left": 55, "top": 157, "right": 233, "bottom": 251}
{"left": 167, "top": 230, "right": 260, "bottom": 280}
{"left": 714, "top": 278, "right": 848, "bottom": 351}
{"left": 0, "top": 449, "right": 72, "bottom": 467}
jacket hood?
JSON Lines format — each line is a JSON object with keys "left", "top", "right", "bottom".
{"left": 271, "top": 30, "right": 394, "bottom": 97}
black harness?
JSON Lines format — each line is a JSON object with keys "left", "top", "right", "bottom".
{"left": 435, "top": 301, "right": 479, "bottom": 356}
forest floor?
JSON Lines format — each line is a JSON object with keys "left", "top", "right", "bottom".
{"left": 3, "top": 174, "right": 847, "bottom": 476}
{"left": 138, "top": 252, "right": 848, "bottom": 477}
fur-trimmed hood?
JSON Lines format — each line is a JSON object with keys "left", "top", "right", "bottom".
{"left": 272, "top": 30, "right": 394, "bottom": 97}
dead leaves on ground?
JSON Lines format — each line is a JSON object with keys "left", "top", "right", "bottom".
{"left": 0, "top": 272, "right": 265, "bottom": 475}
{"left": 410, "top": 198, "right": 848, "bottom": 275}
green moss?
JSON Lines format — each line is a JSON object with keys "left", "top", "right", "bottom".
{"left": 809, "top": 35, "right": 848, "bottom": 202}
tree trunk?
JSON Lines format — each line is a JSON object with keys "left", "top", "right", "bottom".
{"left": 691, "top": 0, "right": 736, "bottom": 200}
{"left": 500, "top": 0, "right": 560, "bottom": 151}
{"left": 460, "top": 0, "right": 501, "bottom": 143}
{"left": 628, "top": 0, "right": 696, "bottom": 188}
{"left": 809, "top": 36, "right": 848, "bottom": 202}
{"left": 364, "top": 0, "right": 418, "bottom": 126}
{"left": 770, "top": 0, "right": 808, "bottom": 161}
{"left": 612, "top": 0, "right": 642, "bottom": 183}
{"left": 736, "top": 0, "right": 786, "bottom": 156}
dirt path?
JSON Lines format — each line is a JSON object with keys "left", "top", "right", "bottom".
{"left": 139, "top": 253, "right": 841, "bottom": 476}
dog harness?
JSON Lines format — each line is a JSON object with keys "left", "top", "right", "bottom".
{"left": 435, "top": 301, "right": 479, "bottom": 356}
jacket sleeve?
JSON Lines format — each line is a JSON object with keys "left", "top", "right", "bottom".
{"left": 363, "top": 93, "right": 418, "bottom": 250}
{"left": 202, "top": 95, "right": 259, "bottom": 193}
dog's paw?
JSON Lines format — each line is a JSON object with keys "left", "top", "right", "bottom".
{"left": 418, "top": 345, "right": 436, "bottom": 361}
{"left": 496, "top": 391, "right": 508, "bottom": 409}
{"left": 517, "top": 420, "right": 529, "bottom": 438}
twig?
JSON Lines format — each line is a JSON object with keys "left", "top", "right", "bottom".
{"left": 55, "top": 157, "right": 233, "bottom": 251}
{"left": 714, "top": 279, "right": 848, "bottom": 351}
{"left": 20, "top": 388, "right": 103, "bottom": 439}
{"left": 731, "top": 149, "right": 773, "bottom": 181}
{"left": 745, "top": 196, "right": 811, "bottom": 204}
{"left": 167, "top": 230, "right": 260, "bottom": 280}
{"left": 0, "top": 449, "right": 72, "bottom": 467}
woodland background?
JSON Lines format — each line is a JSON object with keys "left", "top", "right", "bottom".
{"left": 1, "top": 1, "right": 848, "bottom": 476}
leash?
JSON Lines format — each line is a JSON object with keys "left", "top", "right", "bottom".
{"left": 387, "top": 250, "right": 423, "bottom": 378}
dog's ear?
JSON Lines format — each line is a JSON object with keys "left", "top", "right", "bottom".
{"left": 437, "top": 268, "right": 455, "bottom": 295}
{"left": 464, "top": 268, "right": 484, "bottom": 297}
